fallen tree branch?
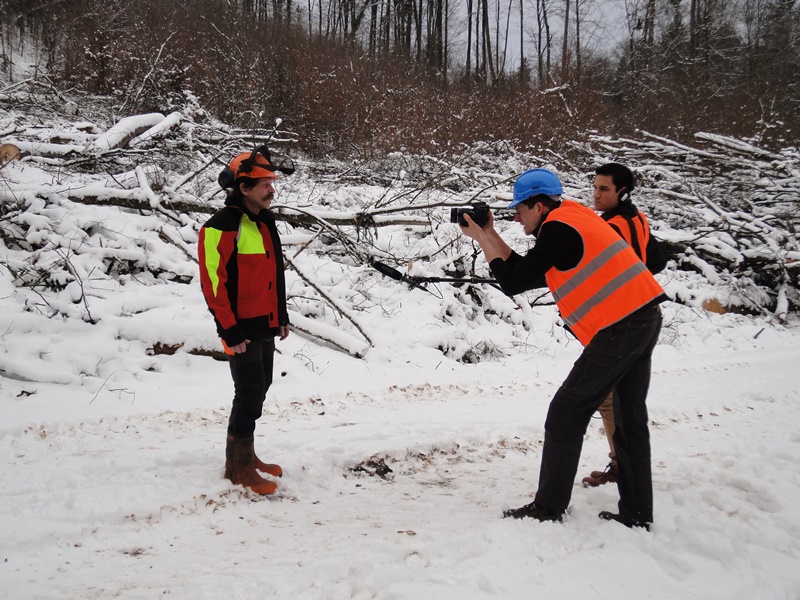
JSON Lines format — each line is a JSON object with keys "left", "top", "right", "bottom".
{"left": 284, "top": 255, "right": 374, "bottom": 348}
{"left": 288, "top": 310, "right": 370, "bottom": 358}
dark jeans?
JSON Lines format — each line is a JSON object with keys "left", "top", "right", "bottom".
{"left": 227, "top": 337, "right": 275, "bottom": 437}
{"left": 534, "top": 306, "right": 662, "bottom": 523}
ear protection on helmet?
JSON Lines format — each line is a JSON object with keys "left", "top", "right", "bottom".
{"left": 218, "top": 166, "right": 237, "bottom": 189}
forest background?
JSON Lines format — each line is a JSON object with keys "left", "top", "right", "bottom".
{"left": 0, "top": 0, "right": 798, "bottom": 322}
{"left": 1, "top": 4, "right": 800, "bottom": 596}
{"left": 2, "top": 0, "right": 798, "bottom": 155}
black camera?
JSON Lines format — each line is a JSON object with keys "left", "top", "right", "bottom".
{"left": 450, "top": 201, "right": 490, "bottom": 227}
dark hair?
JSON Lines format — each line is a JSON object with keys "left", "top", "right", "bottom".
{"left": 595, "top": 163, "right": 635, "bottom": 193}
{"left": 522, "top": 194, "right": 561, "bottom": 210}
{"left": 223, "top": 177, "right": 258, "bottom": 206}
{"left": 237, "top": 177, "right": 258, "bottom": 191}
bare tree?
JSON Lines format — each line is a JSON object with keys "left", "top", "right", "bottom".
{"left": 536, "top": 0, "right": 553, "bottom": 84}
{"left": 574, "top": 0, "right": 581, "bottom": 80}
{"left": 465, "top": 0, "right": 474, "bottom": 79}
{"left": 519, "top": 0, "right": 525, "bottom": 80}
{"left": 481, "top": 0, "right": 497, "bottom": 83}
{"left": 561, "top": 0, "right": 570, "bottom": 78}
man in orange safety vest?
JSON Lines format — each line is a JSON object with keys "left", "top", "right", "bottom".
{"left": 460, "top": 167, "right": 667, "bottom": 530}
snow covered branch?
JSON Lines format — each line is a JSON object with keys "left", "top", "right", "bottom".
{"left": 584, "top": 131, "right": 800, "bottom": 316}
{"left": 2, "top": 93, "right": 797, "bottom": 370}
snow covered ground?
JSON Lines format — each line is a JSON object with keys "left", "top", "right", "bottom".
{"left": 2, "top": 295, "right": 799, "bottom": 599}
{"left": 1, "top": 103, "right": 799, "bottom": 599}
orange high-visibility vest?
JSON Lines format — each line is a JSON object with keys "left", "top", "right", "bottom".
{"left": 544, "top": 200, "right": 664, "bottom": 345}
{"left": 606, "top": 210, "right": 651, "bottom": 264}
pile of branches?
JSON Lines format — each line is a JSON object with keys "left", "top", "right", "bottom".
{"left": 0, "top": 81, "right": 797, "bottom": 364}
{"left": 0, "top": 83, "right": 528, "bottom": 359}
{"left": 578, "top": 132, "right": 799, "bottom": 318}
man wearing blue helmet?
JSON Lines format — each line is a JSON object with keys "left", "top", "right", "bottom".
{"left": 459, "top": 167, "right": 666, "bottom": 530}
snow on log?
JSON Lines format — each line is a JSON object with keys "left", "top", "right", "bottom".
{"left": 136, "top": 166, "right": 161, "bottom": 208}
{"left": 129, "top": 112, "right": 182, "bottom": 147}
{"left": 91, "top": 113, "right": 166, "bottom": 151}
{"left": 694, "top": 132, "right": 782, "bottom": 160}
{"left": 285, "top": 255, "right": 375, "bottom": 347}
{"left": 287, "top": 311, "right": 371, "bottom": 358}
{"left": 5, "top": 139, "right": 83, "bottom": 157}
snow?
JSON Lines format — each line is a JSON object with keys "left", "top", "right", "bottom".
{"left": 129, "top": 111, "right": 183, "bottom": 148}
{"left": 91, "top": 113, "right": 166, "bottom": 151}
{"left": 3, "top": 297, "right": 800, "bottom": 598}
{"left": 2, "top": 109, "right": 800, "bottom": 599}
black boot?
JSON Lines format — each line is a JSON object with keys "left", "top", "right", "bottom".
{"left": 598, "top": 511, "right": 650, "bottom": 531}
{"left": 503, "top": 501, "right": 563, "bottom": 522}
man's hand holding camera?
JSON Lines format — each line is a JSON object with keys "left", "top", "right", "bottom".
{"left": 456, "top": 204, "right": 513, "bottom": 263}
{"left": 452, "top": 200, "right": 492, "bottom": 242}
{"left": 459, "top": 210, "right": 493, "bottom": 242}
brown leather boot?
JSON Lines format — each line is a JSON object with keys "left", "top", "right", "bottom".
{"left": 581, "top": 461, "right": 618, "bottom": 487}
{"left": 224, "top": 434, "right": 277, "bottom": 495}
{"left": 252, "top": 447, "right": 283, "bottom": 478}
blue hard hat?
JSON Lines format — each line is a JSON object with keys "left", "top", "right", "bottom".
{"left": 509, "top": 168, "right": 563, "bottom": 208}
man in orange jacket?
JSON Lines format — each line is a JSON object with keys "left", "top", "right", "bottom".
{"left": 460, "top": 168, "right": 666, "bottom": 529}
{"left": 582, "top": 162, "right": 665, "bottom": 487}
{"left": 198, "top": 146, "right": 293, "bottom": 495}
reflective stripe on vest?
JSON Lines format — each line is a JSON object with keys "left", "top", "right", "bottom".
{"left": 552, "top": 239, "right": 651, "bottom": 329}
{"left": 202, "top": 228, "right": 224, "bottom": 297}
{"left": 545, "top": 200, "right": 664, "bottom": 345}
{"left": 237, "top": 216, "right": 267, "bottom": 255}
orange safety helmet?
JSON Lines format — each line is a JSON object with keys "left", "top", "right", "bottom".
{"left": 218, "top": 145, "right": 295, "bottom": 189}
{"left": 229, "top": 151, "right": 279, "bottom": 181}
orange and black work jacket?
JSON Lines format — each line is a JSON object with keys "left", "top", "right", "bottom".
{"left": 602, "top": 201, "right": 651, "bottom": 264}
{"left": 198, "top": 204, "right": 289, "bottom": 348}
{"left": 489, "top": 200, "right": 665, "bottom": 346}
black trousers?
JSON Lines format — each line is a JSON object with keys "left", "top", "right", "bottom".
{"left": 534, "top": 306, "right": 662, "bottom": 523}
{"left": 227, "top": 337, "right": 275, "bottom": 437}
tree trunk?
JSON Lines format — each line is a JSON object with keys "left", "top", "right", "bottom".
{"left": 574, "top": 0, "right": 581, "bottom": 81}
{"left": 562, "top": 0, "right": 570, "bottom": 79}
{"left": 466, "top": 0, "right": 473, "bottom": 79}
{"left": 519, "top": 0, "right": 525, "bottom": 80}
{"left": 536, "top": 0, "right": 551, "bottom": 84}
{"left": 644, "top": 0, "right": 656, "bottom": 46}
{"left": 482, "top": 0, "right": 497, "bottom": 83}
